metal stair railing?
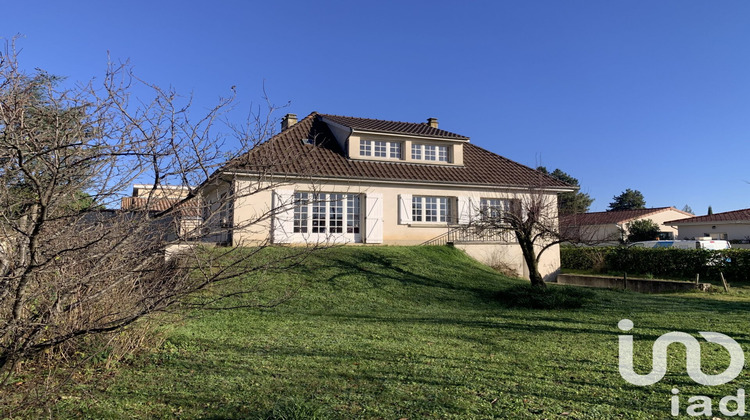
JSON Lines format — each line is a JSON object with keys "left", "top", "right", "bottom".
{"left": 420, "top": 227, "right": 461, "bottom": 246}
{"left": 420, "top": 225, "right": 516, "bottom": 246}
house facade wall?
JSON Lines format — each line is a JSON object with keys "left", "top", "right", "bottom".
{"left": 132, "top": 184, "right": 190, "bottom": 199}
{"left": 673, "top": 223, "right": 750, "bottom": 241}
{"left": 226, "top": 176, "right": 561, "bottom": 281}
{"left": 200, "top": 180, "right": 234, "bottom": 244}
{"left": 584, "top": 209, "right": 693, "bottom": 244}
{"left": 455, "top": 242, "right": 561, "bottom": 282}
{"left": 586, "top": 224, "right": 623, "bottom": 244}
{"left": 642, "top": 210, "right": 691, "bottom": 237}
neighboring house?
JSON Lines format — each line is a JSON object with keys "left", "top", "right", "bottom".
{"left": 199, "top": 112, "right": 576, "bottom": 281}
{"left": 666, "top": 208, "right": 750, "bottom": 242}
{"left": 560, "top": 207, "right": 693, "bottom": 244}
{"left": 121, "top": 184, "right": 202, "bottom": 239}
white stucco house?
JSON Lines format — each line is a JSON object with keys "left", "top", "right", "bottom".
{"left": 559, "top": 207, "right": 693, "bottom": 244}
{"left": 199, "top": 112, "right": 576, "bottom": 280}
{"left": 666, "top": 208, "right": 750, "bottom": 242}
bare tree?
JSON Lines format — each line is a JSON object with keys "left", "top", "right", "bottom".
{"left": 0, "top": 38, "right": 319, "bottom": 410}
{"left": 470, "top": 186, "right": 598, "bottom": 288}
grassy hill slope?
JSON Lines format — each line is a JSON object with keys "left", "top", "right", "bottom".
{"left": 59, "top": 246, "right": 750, "bottom": 419}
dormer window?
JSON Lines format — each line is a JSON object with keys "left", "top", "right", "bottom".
{"left": 360, "top": 140, "right": 402, "bottom": 160}
{"left": 411, "top": 143, "right": 422, "bottom": 160}
{"left": 320, "top": 114, "right": 467, "bottom": 166}
{"left": 424, "top": 145, "right": 435, "bottom": 160}
{"left": 360, "top": 140, "right": 372, "bottom": 156}
{"left": 389, "top": 142, "right": 402, "bottom": 159}
{"left": 374, "top": 141, "right": 386, "bottom": 157}
{"left": 438, "top": 146, "right": 448, "bottom": 162}
{"left": 412, "top": 143, "right": 450, "bottom": 162}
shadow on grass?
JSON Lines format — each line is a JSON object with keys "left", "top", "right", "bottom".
{"left": 54, "top": 246, "right": 750, "bottom": 419}
{"left": 493, "top": 284, "right": 597, "bottom": 309}
{"left": 320, "top": 248, "right": 505, "bottom": 295}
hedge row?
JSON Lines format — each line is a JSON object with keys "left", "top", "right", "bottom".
{"left": 560, "top": 247, "right": 750, "bottom": 282}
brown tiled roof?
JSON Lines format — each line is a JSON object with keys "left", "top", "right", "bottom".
{"left": 223, "top": 112, "right": 572, "bottom": 190}
{"left": 121, "top": 197, "right": 178, "bottom": 211}
{"left": 560, "top": 207, "right": 691, "bottom": 227}
{"left": 666, "top": 208, "right": 750, "bottom": 225}
{"left": 121, "top": 197, "right": 202, "bottom": 217}
{"left": 320, "top": 114, "right": 469, "bottom": 140}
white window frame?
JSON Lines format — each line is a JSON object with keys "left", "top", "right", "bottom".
{"left": 411, "top": 195, "right": 452, "bottom": 224}
{"left": 374, "top": 141, "right": 387, "bottom": 157}
{"left": 361, "top": 139, "right": 402, "bottom": 160}
{"left": 389, "top": 142, "right": 402, "bottom": 159}
{"left": 360, "top": 140, "right": 372, "bottom": 156}
{"left": 424, "top": 145, "right": 437, "bottom": 161}
{"left": 411, "top": 143, "right": 422, "bottom": 160}
{"left": 293, "top": 192, "right": 362, "bottom": 241}
{"left": 411, "top": 143, "right": 450, "bottom": 163}
{"left": 479, "top": 198, "right": 513, "bottom": 222}
{"left": 293, "top": 192, "right": 309, "bottom": 233}
{"left": 437, "top": 145, "right": 448, "bottom": 162}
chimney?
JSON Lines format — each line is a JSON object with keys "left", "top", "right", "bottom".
{"left": 281, "top": 113, "right": 298, "bottom": 130}
{"left": 427, "top": 117, "right": 438, "bottom": 128}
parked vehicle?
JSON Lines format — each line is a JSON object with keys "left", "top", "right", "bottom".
{"left": 628, "top": 239, "right": 731, "bottom": 250}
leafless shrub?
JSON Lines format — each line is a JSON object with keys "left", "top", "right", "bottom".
{"left": 486, "top": 249, "right": 519, "bottom": 277}
{"left": 489, "top": 259, "right": 519, "bottom": 278}
{"left": 587, "top": 247, "right": 608, "bottom": 273}
{"left": 0, "top": 36, "right": 322, "bottom": 414}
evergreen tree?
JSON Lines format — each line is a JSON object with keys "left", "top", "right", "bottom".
{"left": 536, "top": 166, "right": 593, "bottom": 214}
{"left": 608, "top": 189, "right": 646, "bottom": 211}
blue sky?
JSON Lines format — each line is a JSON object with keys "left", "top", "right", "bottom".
{"left": 5, "top": 1, "right": 750, "bottom": 213}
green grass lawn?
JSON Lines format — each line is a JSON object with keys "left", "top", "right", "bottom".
{"left": 57, "top": 246, "right": 750, "bottom": 419}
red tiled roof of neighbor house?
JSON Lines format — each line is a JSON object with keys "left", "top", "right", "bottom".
{"left": 223, "top": 112, "right": 573, "bottom": 190}
{"left": 560, "top": 207, "right": 691, "bottom": 227}
{"left": 320, "top": 114, "right": 469, "bottom": 140}
{"left": 665, "top": 208, "right": 750, "bottom": 225}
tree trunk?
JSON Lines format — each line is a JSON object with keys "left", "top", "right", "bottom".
{"left": 516, "top": 231, "right": 546, "bottom": 288}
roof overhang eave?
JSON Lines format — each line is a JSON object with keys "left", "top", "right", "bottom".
{"left": 221, "top": 170, "right": 576, "bottom": 193}
{"left": 349, "top": 129, "right": 469, "bottom": 142}
{"left": 667, "top": 220, "right": 750, "bottom": 226}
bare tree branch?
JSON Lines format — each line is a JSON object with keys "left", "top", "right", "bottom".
{"left": 0, "top": 36, "right": 323, "bottom": 412}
